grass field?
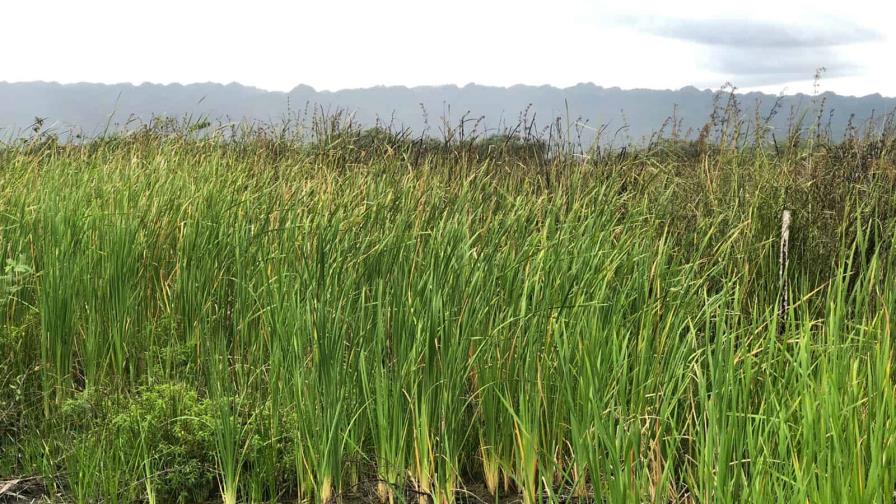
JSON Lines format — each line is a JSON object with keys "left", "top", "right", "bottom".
{"left": 2, "top": 110, "right": 896, "bottom": 503}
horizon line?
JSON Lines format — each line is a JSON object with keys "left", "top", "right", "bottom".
{"left": 1, "top": 79, "right": 892, "bottom": 100}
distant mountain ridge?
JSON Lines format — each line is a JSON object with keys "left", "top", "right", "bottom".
{"left": 2, "top": 81, "right": 894, "bottom": 143}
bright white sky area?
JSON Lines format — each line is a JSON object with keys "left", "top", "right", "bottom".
{"left": 2, "top": 0, "right": 894, "bottom": 96}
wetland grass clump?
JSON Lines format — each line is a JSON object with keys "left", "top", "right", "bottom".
{"left": 1, "top": 105, "right": 896, "bottom": 503}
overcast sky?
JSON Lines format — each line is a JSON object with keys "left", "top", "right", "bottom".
{"left": 3, "top": 0, "right": 893, "bottom": 96}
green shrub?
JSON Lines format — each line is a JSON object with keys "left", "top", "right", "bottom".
{"left": 109, "top": 383, "right": 216, "bottom": 503}
{"left": 63, "top": 383, "right": 216, "bottom": 503}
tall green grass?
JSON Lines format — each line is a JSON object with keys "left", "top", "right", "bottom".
{"left": 1, "top": 116, "right": 896, "bottom": 503}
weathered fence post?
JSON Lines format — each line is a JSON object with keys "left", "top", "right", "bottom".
{"left": 778, "top": 209, "right": 791, "bottom": 333}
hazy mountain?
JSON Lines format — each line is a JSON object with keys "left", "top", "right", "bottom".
{"left": 2, "top": 81, "right": 894, "bottom": 144}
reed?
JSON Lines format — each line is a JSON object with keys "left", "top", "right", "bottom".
{"left": 1, "top": 105, "right": 895, "bottom": 503}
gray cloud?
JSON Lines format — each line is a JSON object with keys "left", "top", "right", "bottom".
{"left": 710, "top": 46, "right": 860, "bottom": 78}
{"left": 637, "top": 18, "right": 882, "bottom": 48}
{"left": 623, "top": 16, "right": 878, "bottom": 86}
{"left": 708, "top": 46, "right": 864, "bottom": 87}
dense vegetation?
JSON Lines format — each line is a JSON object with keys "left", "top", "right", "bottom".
{"left": 2, "top": 108, "right": 896, "bottom": 503}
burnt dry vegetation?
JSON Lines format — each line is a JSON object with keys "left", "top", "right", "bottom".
{"left": 2, "top": 95, "right": 896, "bottom": 503}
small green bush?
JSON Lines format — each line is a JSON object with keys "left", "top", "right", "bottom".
{"left": 109, "top": 383, "right": 216, "bottom": 503}
{"left": 63, "top": 383, "right": 217, "bottom": 503}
